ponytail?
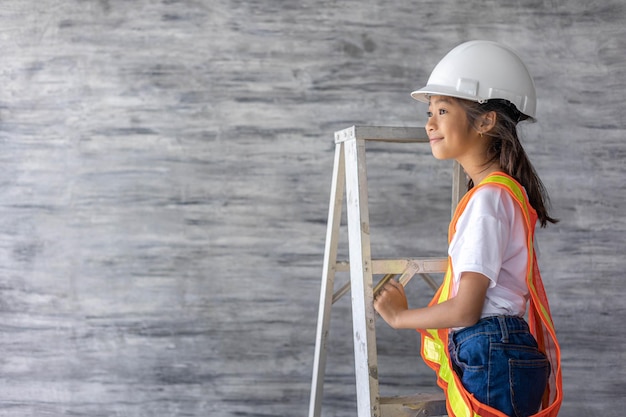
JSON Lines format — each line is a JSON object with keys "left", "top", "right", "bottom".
{"left": 459, "top": 99, "right": 558, "bottom": 227}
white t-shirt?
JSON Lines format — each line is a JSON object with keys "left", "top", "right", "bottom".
{"left": 449, "top": 184, "right": 530, "bottom": 319}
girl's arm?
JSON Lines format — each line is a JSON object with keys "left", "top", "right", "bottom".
{"left": 373, "top": 272, "right": 490, "bottom": 330}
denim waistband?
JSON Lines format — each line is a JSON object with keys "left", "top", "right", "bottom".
{"left": 451, "top": 315, "right": 530, "bottom": 345}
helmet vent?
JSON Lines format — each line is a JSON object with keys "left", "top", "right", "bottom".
{"left": 456, "top": 78, "right": 478, "bottom": 97}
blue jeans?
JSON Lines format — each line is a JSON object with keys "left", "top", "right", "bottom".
{"left": 448, "top": 316, "right": 550, "bottom": 417}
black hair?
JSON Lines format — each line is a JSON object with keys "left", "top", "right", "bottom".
{"left": 459, "top": 99, "right": 558, "bottom": 227}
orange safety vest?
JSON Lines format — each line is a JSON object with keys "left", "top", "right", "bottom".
{"left": 419, "top": 172, "right": 562, "bottom": 417}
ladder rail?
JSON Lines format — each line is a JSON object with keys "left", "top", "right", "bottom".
{"left": 308, "top": 142, "right": 346, "bottom": 417}
{"left": 344, "top": 135, "right": 380, "bottom": 416}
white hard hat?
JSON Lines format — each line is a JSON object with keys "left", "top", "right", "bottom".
{"left": 411, "top": 40, "right": 537, "bottom": 118}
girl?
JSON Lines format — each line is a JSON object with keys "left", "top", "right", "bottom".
{"left": 373, "top": 41, "right": 562, "bottom": 417}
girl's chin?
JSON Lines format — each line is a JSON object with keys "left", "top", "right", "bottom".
{"left": 430, "top": 151, "right": 449, "bottom": 160}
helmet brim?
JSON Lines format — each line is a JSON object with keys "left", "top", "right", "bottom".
{"left": 410, "top": 85, "right": 484, "bottom": 104}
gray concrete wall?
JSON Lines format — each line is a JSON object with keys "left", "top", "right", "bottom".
{"left": 0, "top": 1, "right": 624, "bottom": 416}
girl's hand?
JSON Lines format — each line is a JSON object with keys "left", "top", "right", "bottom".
{"left": 373, "top": 279, "right": 408, "bottom": 329}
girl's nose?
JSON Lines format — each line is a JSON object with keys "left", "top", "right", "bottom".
{"left": 425, "top": 117, "right": 435, "bottom": 133}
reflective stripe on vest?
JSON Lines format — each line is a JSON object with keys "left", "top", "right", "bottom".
{"left": 419, "top": 172, "right": 563, "bottom": 417}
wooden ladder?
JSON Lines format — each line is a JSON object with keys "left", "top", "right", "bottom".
{"left": 308, "top": 126, "right": 465, "bottom": 417}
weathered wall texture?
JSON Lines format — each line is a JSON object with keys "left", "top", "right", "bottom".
{"left": 0, "top": 1, "right": 624, "bottom": 416}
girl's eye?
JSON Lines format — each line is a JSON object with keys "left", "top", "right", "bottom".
{"left": 426, "top": 109, "right": 446, "bottom": 118}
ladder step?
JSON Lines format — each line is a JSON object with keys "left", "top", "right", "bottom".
{"left": 335, "top": 258, "right": 447, "bottom": 274}
{"left": 379, "top": 393, "right": 447, "bottom": 417}
{"left": 332, "top": 258, "right": 446, "bottom": 303}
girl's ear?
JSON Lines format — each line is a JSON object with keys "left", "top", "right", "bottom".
{"left": 477, "top": 111, "right": 497, "bottom": 134}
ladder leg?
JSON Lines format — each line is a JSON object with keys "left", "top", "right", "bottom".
{"left": 309, "top": 142, "right": 346, "bottom": 417}
{"left": 344, "top": 137, "right": 380, "bottom": 417}
{"left": 451, "top": 161, "right": 465, "bottom": 216}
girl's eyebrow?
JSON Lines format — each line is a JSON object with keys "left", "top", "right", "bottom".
{"left": 433, "top": 97, "right": 453, "bottom": 105}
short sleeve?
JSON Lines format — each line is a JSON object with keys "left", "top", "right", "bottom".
{"left": 448, "top": 186, "right": 511, "bottom": 287}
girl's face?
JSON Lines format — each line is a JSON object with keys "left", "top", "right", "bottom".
{"left": 425, "top": 95, "right": 480, "bottom": 161}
